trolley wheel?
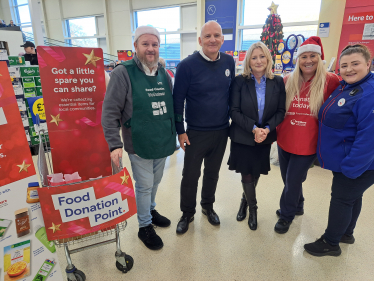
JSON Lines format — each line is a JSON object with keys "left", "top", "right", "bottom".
{"left": 68, "top": 270, "right": 86, "bottom": 281}
{"left": 116, "top": 255, "right": 134, "bottom": 273}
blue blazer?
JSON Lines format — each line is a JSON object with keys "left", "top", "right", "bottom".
{"left": 317, "top": 72, "right": 374, "bottom": 179}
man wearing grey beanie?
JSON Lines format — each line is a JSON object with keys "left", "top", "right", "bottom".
{"left": 102, "top": 26, "right": 175, "bottom": 250}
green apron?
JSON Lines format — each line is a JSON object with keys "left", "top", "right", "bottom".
{"left": 121, "top": 60, "right": 176, "bottom": 159}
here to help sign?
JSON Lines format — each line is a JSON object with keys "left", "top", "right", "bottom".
{"left": 38, "top": 168, "right": 137, "bottom": 241}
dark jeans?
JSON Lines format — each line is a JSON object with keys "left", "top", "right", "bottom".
{"left": 324, "top": 170, "right": 374, "bottom": 245}
{"left": 278, "top": 146, "right": 317, "bottom": 221}
{"left": 180, "top": 128, "right": 229, "bottom": 217}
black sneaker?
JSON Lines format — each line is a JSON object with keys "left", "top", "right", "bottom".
{"left": 138, "top": 224, "right": 163, "bottom": 250}
{"left": 304, "top": 236, "right": 341, "bottom": 257}
{"left": 151, "top": 209, "right": 171, "bottom": 227}
{"left": 340, "top": 234, "right": 355, "bottom": 244}
{"left": 276, "top": 209, "right": 304, "bottom": 217}
{"left": 274, "top": 218, "right": 292, "bottom": 234}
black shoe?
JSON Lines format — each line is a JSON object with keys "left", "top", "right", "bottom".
{"left": 274, "top": 218, "right": 292, "bottom": 234}
{"left": 276, "top": 209, "right": 304, "bottom": 217}
{"left": 248, "top": 206, "right": 257, "bottom": 230}
{"left": 202, "top": 208, "right": 220, "bottom": 226}
{"left": 340, "top": 234, "right": 355, "bottom": 244}
{"left": 304, "top": 236, "right": 342, "bottom": 257}
{"left": 138, "top": 224, "right": 163, "bottom": 250}
{"left": 151, "top": 209, "right": 171, "bottom": 227}
{"left": 176, "top": 216, "right": 194, "bottom": 234}
{"left": 237, "top": 195, "right": 248, "bottom": 221}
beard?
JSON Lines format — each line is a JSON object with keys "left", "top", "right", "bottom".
{"left": 138, "top": 52, "right": 159, "bottom": 69}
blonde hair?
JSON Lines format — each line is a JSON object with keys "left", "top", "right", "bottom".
{"left": 242, "top": 42, "right": 274, "bottom": 79}
{"left": 285, "top": 55, "right": 326, "bottom": 117}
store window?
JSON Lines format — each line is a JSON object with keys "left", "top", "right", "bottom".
{"left": 64, "top": 16, "right": 99, "bottom": 47}
{"left": 135, "top": 7, "right": 181, "bottom": 65}
{"left": 239, "top": 0, "right": 321, "bottom": 50}
{"left": 10, "top": 0, "right": 33, "bottom": 40}
{"left": 136, "top": 7, "right": 180, "bottom": 32}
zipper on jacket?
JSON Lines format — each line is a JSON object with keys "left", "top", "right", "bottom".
{"left": 318, "top": 86, "right": 345, "bottom": 167}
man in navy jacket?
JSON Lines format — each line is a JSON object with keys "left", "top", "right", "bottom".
{"left": 173, "top": 21, "right": 235, "bottom": 234}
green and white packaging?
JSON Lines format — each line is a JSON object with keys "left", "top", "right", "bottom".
{"left": 35, "top": 76, "right": 42, "bottom": 86}
{"left": 8, "top": 56, "right": 25, "bottom": 65}
{"left": 36, "top": 87, "right": 43, "bottom": 96}
{"left": 29, "top": 126, "right": 36, "bottom": 137}
{"left": 23, "top": 77, "right": 36, "bottom": 88}
{"left": 31, "top": 134, "right": 49, "bottom": 145}
{"left": 24, "top": 87, "right": 36, "bottom": 98}
{"left": 20, "top": 66, "right": 40, "bottom": 77}
{"left": 33, "top": 259, "right": 55, "bottom": 281}
{"left": 0, "top": 219, "right": 11, "bottom": 237}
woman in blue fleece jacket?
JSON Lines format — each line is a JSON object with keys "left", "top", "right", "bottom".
{"left": 304, "top": 44, "right": 374, "bottom": 257}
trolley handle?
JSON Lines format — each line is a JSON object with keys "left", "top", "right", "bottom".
{"left": 111, "top": 156, "right": 123, "bottom": 174}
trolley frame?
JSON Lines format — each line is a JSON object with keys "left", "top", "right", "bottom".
{"left": 36, "top": 123, "right": 133, "bottom": 281}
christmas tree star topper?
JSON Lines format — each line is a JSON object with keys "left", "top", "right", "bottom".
{"left": 268, "top": 1, "right": 279, "bottom": 15}
{"left": 83, "top": 50, "right": 101, "bottom": 67}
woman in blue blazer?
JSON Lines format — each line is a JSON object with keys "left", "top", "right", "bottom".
{"left": 304, "top": 44, "right": 374, "bottom": 257}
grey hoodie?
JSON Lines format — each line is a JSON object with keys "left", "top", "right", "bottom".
{"left": 101, "top": 54, "right": 173, "bottom": 154}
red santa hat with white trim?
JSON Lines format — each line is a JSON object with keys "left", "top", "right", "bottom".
{"left": 296, "top": 36, "right": 324, "bottom": 61}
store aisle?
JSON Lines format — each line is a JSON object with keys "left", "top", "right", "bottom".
{"left": 33, "top": 144, "right": 374, "bottom": 281}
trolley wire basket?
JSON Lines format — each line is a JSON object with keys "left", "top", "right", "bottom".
{"left": 35, "top": 116, "right": 134, "bottom": 281}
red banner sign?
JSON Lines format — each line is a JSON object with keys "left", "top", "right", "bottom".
{"left": 336, "top": 0, "right": 374, "bottom": 71}
{"left": 38, "top": 168, "right": 137, "bottom": 241}
{"left": 37, "top": 46, "right": 112, "bottom": 180}
{"left": 343, "top": 11, "right": 374, "bottom": 25}
{"left": 0, "top": 62, "right": 36, "bottom": 186}
{"left": 117, "top": 50, "right": 134, "bottom": 61}
{"left": 239, "top": 51, "right": 247, "bottom": 61}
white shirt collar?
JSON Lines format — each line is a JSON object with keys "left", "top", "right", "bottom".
{"left": 199, "top": 49, "right": 220, "bottom": 62}
{"left": 141, "top": 63, "right": 157, "bottom": 76}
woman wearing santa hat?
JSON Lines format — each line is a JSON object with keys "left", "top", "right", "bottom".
{"left": 274, "top": 36, "right": 340, "bottom": 234}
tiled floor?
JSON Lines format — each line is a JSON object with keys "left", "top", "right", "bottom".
{"left": 33, "top": 144, "right": 374, "bottom": 281}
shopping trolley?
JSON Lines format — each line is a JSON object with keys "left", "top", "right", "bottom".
{"left": 35, "top": 116, "right": 134, "bottom": 281}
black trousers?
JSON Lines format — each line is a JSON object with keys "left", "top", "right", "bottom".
{"left": 180, "top": 128, "right": 229, "bottom": 217}
{"left": 324, "top": 170, "right": 374, "bottom": 245}
{"left": 278, "top": 146, "right": 317, "bottom": 221}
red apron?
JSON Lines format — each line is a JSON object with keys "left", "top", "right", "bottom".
{"left": 277, "top": 73, "right": 340, "bottom": 156}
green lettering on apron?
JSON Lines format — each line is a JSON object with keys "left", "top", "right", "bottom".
{"left": 121, "top": 60, "right": 176, "bottom": 159}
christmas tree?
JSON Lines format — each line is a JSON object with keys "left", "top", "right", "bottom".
{"left": 260, "top": 2, "right": 284, "bottom": 70}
